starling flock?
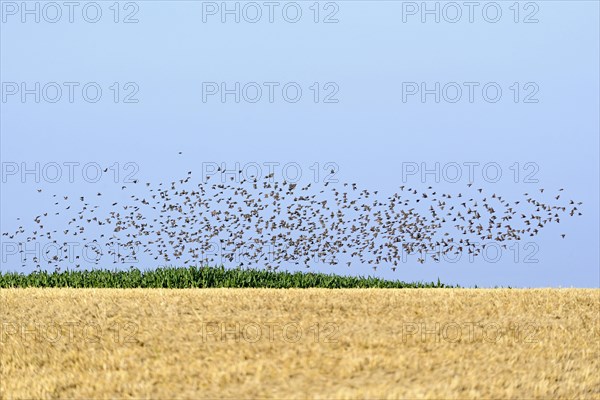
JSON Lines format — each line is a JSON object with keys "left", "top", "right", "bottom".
{"left": 2, "top": 169, "right": 582, "bottom": 272}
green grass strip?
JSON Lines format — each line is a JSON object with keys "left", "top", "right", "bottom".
{"left": 0, "top": 266, "right": 458, "bottom": 289}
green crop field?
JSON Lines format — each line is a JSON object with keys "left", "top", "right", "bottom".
{"left": 0, "top": 266, "right": 457, "bottom": 289}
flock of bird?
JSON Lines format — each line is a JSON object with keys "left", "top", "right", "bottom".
{"left": 2, "top": 168, "right": 582, "bottom": 272}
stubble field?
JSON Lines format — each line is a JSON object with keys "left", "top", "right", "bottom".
{"left": 0, "top": 288, "right": 598, "bottom": 399}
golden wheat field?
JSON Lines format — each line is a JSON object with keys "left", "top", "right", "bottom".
{"left": 0, "top": 288, "right": 598, "bottom": 399}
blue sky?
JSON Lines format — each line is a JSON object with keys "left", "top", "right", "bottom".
{"left": 1, "top": 1, "right": 598, "bottom": 287}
